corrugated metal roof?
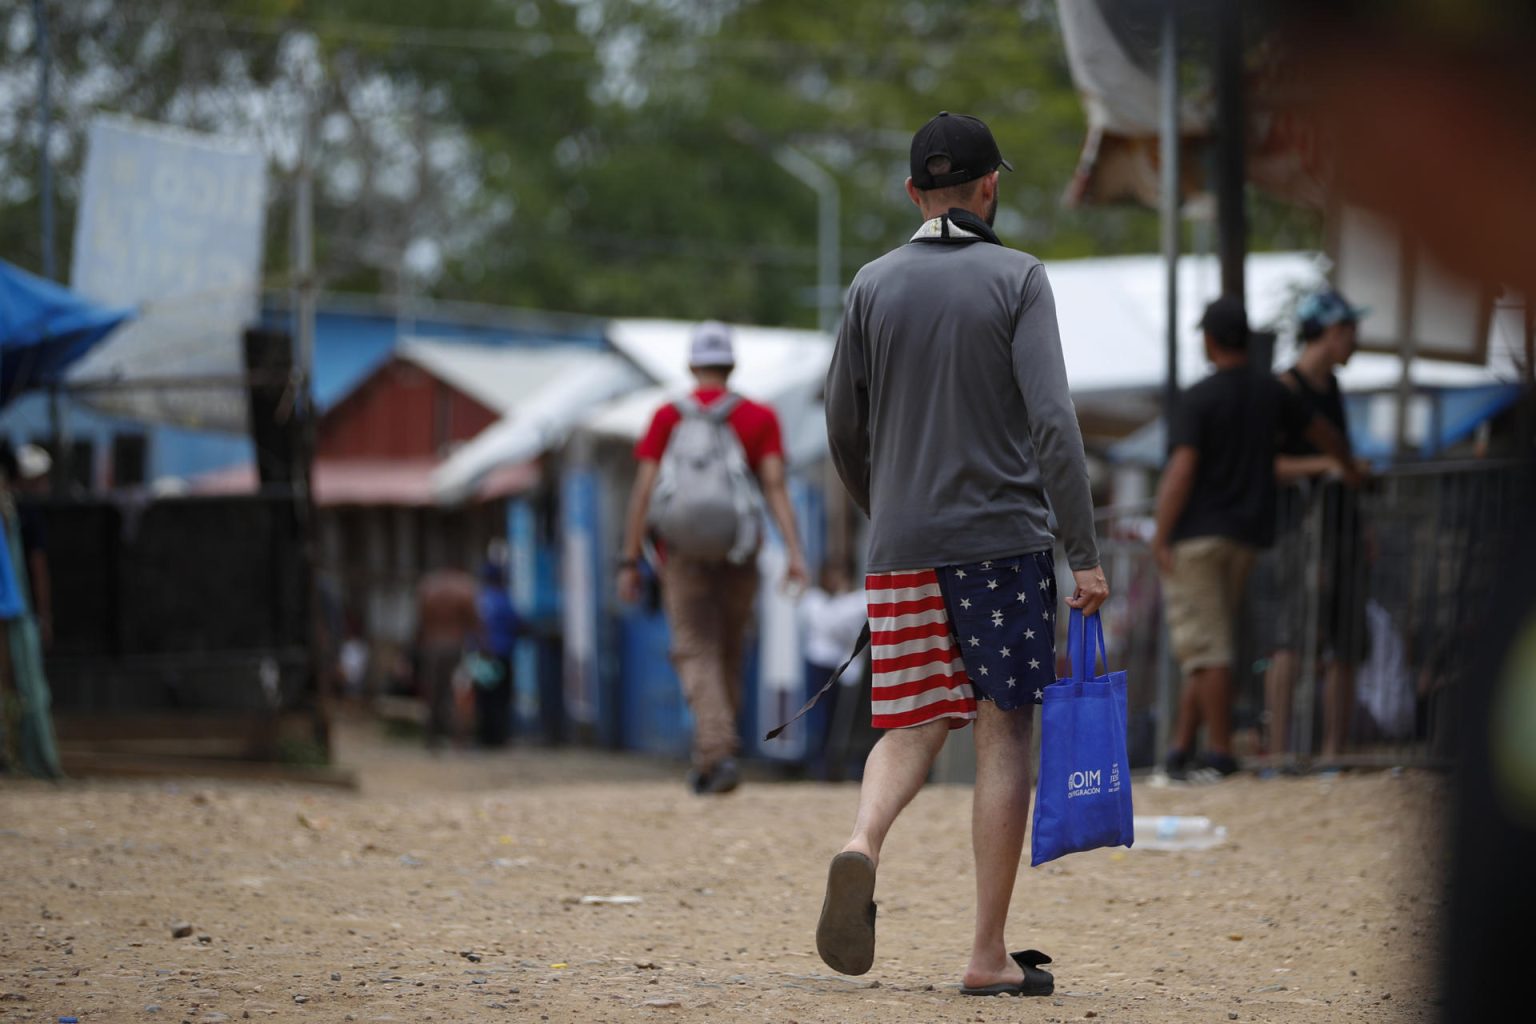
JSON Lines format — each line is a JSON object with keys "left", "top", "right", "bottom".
{"left": 397, "top": 338, "right": 617, "bottom": 417}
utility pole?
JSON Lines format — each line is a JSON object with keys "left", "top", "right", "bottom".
{"left": 290, "top": 99, "right": 328, "bottom": 754}
{"left": 1213, "top": 0, "right": 1247, "bottom": 305}
{"left": 1155, "top": 0, "right": 1181, "bottom": 766}
{"left": 1159, "top": 0, "right": 1181, "bottom": 443}
{"left": 34, "top": 0, "right": 55, "bottom": 281}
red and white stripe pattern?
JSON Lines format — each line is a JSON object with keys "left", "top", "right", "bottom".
{"left": 866, "top": 569, "right": 977, "bottom": 729}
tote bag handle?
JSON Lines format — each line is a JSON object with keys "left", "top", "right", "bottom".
{"left": 1066, "top": 608, "right": 1110, "bottom": 682}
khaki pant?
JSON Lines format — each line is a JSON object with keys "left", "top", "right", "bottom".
{"left": 660, "top": 556, "right": 760, "bottom": 771}
{"left": 1162, "top": 536, "right": 1257, "bottom": 672}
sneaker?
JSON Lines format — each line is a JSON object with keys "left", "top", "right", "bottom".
{"left": 686, "top": 767, "right": 710, "bottom": 795}
{"left": 704, "top": 758, "right": 741, "bottom": 794}
{"left": 1198, "top": 752, "right": 1240, "bottom": 777}
{"left": 1163, "top": 749, "right": 1191, "bottom": 781}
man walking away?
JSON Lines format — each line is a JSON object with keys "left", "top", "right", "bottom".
{"left": 1152, "top": 296, "right": 1360, "bottom": 780}
{"left": 474, "top": 558, "right": 518, "bottom": 748}
{"left": 617, "top": 321, "right": 809, "bottom": 795}
{"left": 414, "top": 566, "right": 481, "bottom": 751}
{"left": 820, "top": 111, "right": 1108, "bottom": 996}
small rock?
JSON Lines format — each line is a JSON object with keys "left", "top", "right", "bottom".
{"left": 293, "top": 994, "right": 309, "bottom": 1004}
{"left": 198, "top": 935, "right": 212, "bottom": 945}
{"left": 642, "top": 998, "right": 681, "bottom": 1008}
{"left": 1229, "top": 1014, "right": 1239, "bottom": 1021}
{"left": 459, "top": 951, "right": 481, "bottom": 963}
{"left": 330, "top": 973, "right": 341, "bottom": 981}
{"left": 171, "top": 922, "right": 194, "bottom": 939}
{"left": 634, "top": 960, "right": 658, "bottom": 970}
{"left": 1085, "top": 1013, "right": 1098, "bottom": 1019}
{"left": 146, "top": 1007, "right": 161, "bottom": 1014}
{"left": 1381, "top": 992, "right": 1392, "bottom": 1001}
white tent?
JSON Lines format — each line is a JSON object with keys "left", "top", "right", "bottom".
{"left": 1047, "top": 251, "right": 1519, "bottom": 399}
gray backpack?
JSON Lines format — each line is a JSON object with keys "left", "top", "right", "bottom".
{"left": 647, "top": 393, "right": 763, "bottom": 564}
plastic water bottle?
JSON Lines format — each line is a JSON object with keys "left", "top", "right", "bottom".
{"left": 1132, "top": 815, "right": 1228, "bottom": 851}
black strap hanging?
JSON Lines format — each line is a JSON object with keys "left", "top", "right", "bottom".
{"left": 764, "top": 622, "right": 871, "bottom": 741}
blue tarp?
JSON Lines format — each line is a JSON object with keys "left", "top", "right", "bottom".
{"left": 0, "top": 260, "right": 133, "bottom": 407}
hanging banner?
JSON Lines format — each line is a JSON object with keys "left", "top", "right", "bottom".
{"left": 68, "top": 116, "right": 268, "bottom": 430}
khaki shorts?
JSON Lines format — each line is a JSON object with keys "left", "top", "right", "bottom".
{"left": 1162, "top": 536, "right": 1257, "bottom": 672}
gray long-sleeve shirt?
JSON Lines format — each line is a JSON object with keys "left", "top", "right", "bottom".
{"left": 825, "top": 217, "right": 1100, "bottom": 573}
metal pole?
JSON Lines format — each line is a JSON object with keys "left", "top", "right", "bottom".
{"left": 773, "top": 145, "right": 840, "bottom": 334}
{"left": 1160, "top": 0, "right": 1180, "bottom": 442}
{"left": 1213, "top": 0, "right": 1246, "bottom": 304}
{"left": 1154, "top": 0, "right": 1181, "bottom": 764}
{"left": 34, "top": 0, "right": 55, "bottom": 281}
{"left": 293, "top": 117, "right": 317, "bottom": 422}
{"left": 1394, "top": 240, "right": 1418, "bottom": 457}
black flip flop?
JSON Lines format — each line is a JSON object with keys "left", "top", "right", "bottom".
{"left": 815, "top": 851, "right": 877, "bottom": 976}
{"left": 959, "top": 949, "right": 1055, "bottom": 997}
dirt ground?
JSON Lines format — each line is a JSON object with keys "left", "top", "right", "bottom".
{"left": 2, "top": 713, "right": 1446, "bottom": 1024}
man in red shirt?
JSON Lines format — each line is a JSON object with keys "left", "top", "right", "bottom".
{"left": 617, "top": 321, "right": 809, "bottom": 794}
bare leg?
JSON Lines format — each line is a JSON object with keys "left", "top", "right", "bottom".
{"left": 1171, "top": 671, "right": 1204, "bottom": 753}
{"left": 1197, "top": 665, "right": 1235, "bottom": 756}
{"left": 1264, "top": 649, "right": 1297, "bottom": 758}
{"left": 963, "top": 702, "right": 1034, "bottom": 989}
{"left": 840, "top": 719, "right": 949, "bottom": 866}
{"left": 1321, "top": 661, "right": 1355, "bottom": 757}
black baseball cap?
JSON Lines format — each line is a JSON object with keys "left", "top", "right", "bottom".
{"left": 909, "top": 111, "right": 1013, "bottom": 190}
{"left": 1198, "top": 295, "right": 1251, "bottom": 350}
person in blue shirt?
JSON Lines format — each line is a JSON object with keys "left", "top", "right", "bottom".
{"left": 474, "top": 559, "right": 519, "bottom": 748}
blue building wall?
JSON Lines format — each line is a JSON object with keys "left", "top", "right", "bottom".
{"left": 0, "top": 299, "right": 607, "bottom": 485}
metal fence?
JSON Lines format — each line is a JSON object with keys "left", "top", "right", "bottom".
{"left": 1084, "top": 459, "right": 1525, "bottom": 772}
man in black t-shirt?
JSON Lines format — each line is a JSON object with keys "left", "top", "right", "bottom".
{"left": 1151, "top": 296, "right": 1360, "bottom": 779}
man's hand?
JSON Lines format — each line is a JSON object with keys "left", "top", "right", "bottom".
{"left": 783, "top": 551, "right": 809, "bottom": 595}
{"left": 616, "top": 565, "right": 642, "bottom": 605}
{"left": 1152, "top": 538, "right": 1175, "bottom": 576}
{"left": 1066, "top": 565, "right": 1109, "bottom": 616}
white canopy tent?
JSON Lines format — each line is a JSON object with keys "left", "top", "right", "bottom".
{"left": 1048, "top": 251, "right": 1518, "bottom": 399}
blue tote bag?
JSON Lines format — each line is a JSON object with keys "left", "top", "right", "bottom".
{"left": 1030, "top": 609, "right": 1135, "bottom": 866}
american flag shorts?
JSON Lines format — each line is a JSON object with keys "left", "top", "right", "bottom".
{"left": 866, "top": 551, "right": 1059, "bottom": 730}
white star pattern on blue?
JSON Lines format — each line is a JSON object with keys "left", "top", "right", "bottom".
{"left": 1034, "top": 688, "right": 1044, "bottom": 701}
{"left": 940, "top": 554, "right": 1057, "bottom": 707}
